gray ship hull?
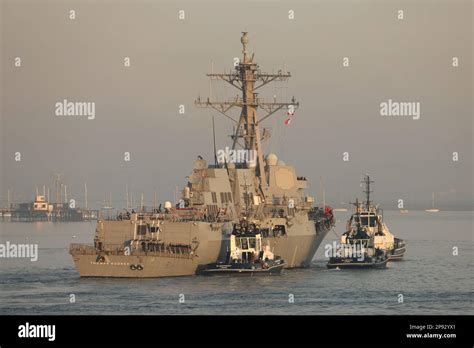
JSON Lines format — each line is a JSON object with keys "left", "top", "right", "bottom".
{"left": 71, "top": 221, "right": 225, "bottom": 278}
{"left": 70, "top": 219, "right": 330, "bottom": 278}
{"left": 72, "top": 253, "right": 206, "bottom": 278}
{"left": 270, "top": 222, "right": 329, "bottom": 268}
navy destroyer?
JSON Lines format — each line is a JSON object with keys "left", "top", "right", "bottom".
{"left": 69, "top": 32, "right": 335, "bottom": 277}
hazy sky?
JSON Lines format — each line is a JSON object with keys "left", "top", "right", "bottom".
{"left": 1, "top": 0, "right": 472, "bottom": 210}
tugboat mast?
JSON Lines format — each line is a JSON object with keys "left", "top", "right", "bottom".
{"left": 195, "top": 32, "right": 299, "bottom": 201}
{"left": 362, "top": 174, "right": 374, "bottom": 210}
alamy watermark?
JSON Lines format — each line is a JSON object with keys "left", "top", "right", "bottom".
{"left": 324, "top": 241, "right": 365, "bottom": 261}
{"left": 216, "top": 146, "right": 257, "bottom": 166}
{"left": 18, "top": 322, "right": 55, "bottom": 341}
{"left": 0, "top": 241, "right": 38, "bottom": 262}
{"left": 380, "top": 99, "right": 420, "bottom": 120}
{"left": 55, "top": 99, "right": 95, "bottom": 120}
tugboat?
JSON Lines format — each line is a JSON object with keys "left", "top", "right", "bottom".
{"left": 327, "top": 237, "right": 388, "bottom": 269}
{"left": 200, "top": 221, "right": 285, "bottom": 276}
{"left": 342, "top": 175, "right": 406, "bottom": 261}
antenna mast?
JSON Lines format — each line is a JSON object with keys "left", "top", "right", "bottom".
{"left": 362, "top": 174, "right": 374, "bottom": 210}
{"left": 53, "top": 172, "right": 63, "bottom": 204}
{"left": 195, "top": 32, "right": 299, "bottom": 201}
{"left": 212, "top": 115, "right": 217, "bottom": 166}
{"left": 84, "top": 182, "right": 88, "bottom": 210}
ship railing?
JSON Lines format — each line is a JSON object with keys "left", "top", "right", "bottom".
{"left": 69, "top": 242, "right": 195, "bottom": 259}
{"left": 102, "top": 211, "right": 231, "bottom": 223}
{"left": 69, "top": 243, "right": 96, "bottom": 254}
{"left": 134, "top": 243, "right": 194, "bottom": 258}
{"left": 345, "top": 238, "right": 373, "bottom": 248}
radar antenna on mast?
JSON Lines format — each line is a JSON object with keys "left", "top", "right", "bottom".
{"left": 195, "top": 32, "right": 299, "bottom": 201}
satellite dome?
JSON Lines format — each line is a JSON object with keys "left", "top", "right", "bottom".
{"left": 277, "top": 160, "right": 286, "bottom": 166}
{"left": 266, "top": 153, "right": 278, "bottom": 166}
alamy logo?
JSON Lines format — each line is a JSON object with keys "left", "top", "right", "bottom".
{"left": 324, "top": 241, "right": 365, "bottom": 261}
{"left": 380, "top": 99, "right": 420, "bottom": 120}
{"left": 216, "top": 146, "right": 257, "bottom": 166}
{"left": 55, "top": 99, "right": 95, "bottom": 119}
{"left": 18, "top": 322, "right": 55, "bottom": 341}
{"left": 0, "top": 241, "right": 38, "bottom": 261}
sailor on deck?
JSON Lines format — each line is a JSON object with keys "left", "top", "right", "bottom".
{"left": 262, "top": 245, "right": 274, "bottom": 261}
{"left": 234, "top": 247, "right": 242, "bottom": 262}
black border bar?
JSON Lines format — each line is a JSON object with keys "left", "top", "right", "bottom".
{"left": 0, "top": 315, "right": 472, "bottom": 346}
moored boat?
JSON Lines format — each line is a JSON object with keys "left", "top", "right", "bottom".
{"left": 425, "top": 192, "right": 440, "bottom": 212}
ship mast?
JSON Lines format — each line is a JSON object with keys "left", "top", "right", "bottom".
{"left": 195, "top": 32, "right": 299, "bottom": 201}
{"left": 362, "top": 174, "right": 374, "bottom": 210}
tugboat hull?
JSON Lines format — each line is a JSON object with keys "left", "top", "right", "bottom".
{"left": 200, "top": 261, "right": 285, "bottom": 276}
{"left": 327, "top": 257, "right": 388, "bottom": 269}
{"left": 387, "top": 249, "right": 405, "bottom": 261}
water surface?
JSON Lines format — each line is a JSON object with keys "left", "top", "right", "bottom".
{"left": 0, "top": 211, "right": 472, "bottom": 315}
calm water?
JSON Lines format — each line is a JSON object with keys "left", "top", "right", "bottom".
{"left": 0, "top": 211, "right": 472, "bottom": 315}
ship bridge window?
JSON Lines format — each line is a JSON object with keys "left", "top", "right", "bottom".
{"left": 360, "top": 216, "right": 377, "bottom": 227}
{"left": 137, "top": 224, "right": 147, "bottom": 235}
{"left": 273, "top": 225, "right": 286, "bottom": 237}
{"left": 249, "top": 237, "right": 256, "bottom": 249}
{"left": 260, "top": 228, "right": 270, "bottom": 238}
{"left": 220, "top": 192, "right": 233, "bottom": 204}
